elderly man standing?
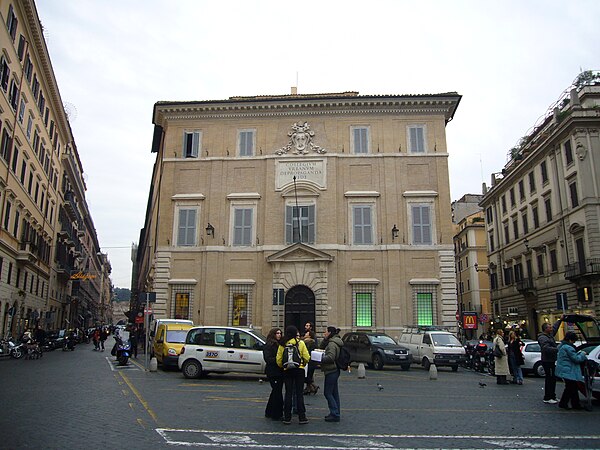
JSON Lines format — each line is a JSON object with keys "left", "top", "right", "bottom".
{"left": 538, "top": 317, "right": 563, "bottom": 404}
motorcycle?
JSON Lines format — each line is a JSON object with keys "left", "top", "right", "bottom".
{"left": 62, "top": 335, "right": 76, "bottom": 351}
{"left": 0, "top": 337, "right": 24, "bottom": 359}
{"left": 115, "top": 337, "right": 131, "bottom": 366}
{"left": 472, "top": 341, "right": 489, "bottom": 373}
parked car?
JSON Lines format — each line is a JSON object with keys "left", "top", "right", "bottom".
{"left": 580, "top": 344, "right": 600, "bottom": 400}
{"left": 178, "top": 326, "right": 266, "bottom": 378}
{"left": 153, "top": 322, "right": 194, "bottom": 368}
{"left": 341, "top": 332, "right": 412, "bottom": 370}
{"left": 398, "top": 327, "right": 465, "bottom": 371}
{"left": 520, "top": 339, "right": 545, "bottom": 377}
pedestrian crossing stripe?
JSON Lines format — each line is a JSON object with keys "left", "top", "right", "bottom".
{"left": 105, "top": 356, "right": 139, "bottom": 371}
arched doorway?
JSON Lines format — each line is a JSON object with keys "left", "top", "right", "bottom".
{"left": 285, "top": 285, "right": 315, "bottom": 331}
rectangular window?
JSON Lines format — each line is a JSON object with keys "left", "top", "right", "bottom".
{"left": 501, "top": 195, "right": 507, "bottom": 214}
{"left": 522, "top": 212, "right": 529, "bottom": 235}
{"left": 24, "top": 56, "right": 32, "bottom": 82}
{"left": 174, "top": 293, "right": 190, "bottom": 320}
{"left": 8, "top": 79, "right": 18, "bottom": 110}
{"left": 489, "top": 232, "right": 495, "bottom": 252}
{"left": 183, "top": 131, "right": 200, "bottom": 158}
{"left": 503, "top": 223, "right": 509, "bottom": 244}
{"left": 408, "top": 126, "right": 425, "bottom": 153}
{"left": 486, "top": 206, "right": 493, "bottom": 223}
{"left": 176, "top": 208, "right": 197, "bottom": 246}
{"left": 6, "top": 5, "right": 18, "bottom": 41}
{"left": 564, "top": 140, "right": 573, "bottom": 165}
{"left": 544, "top": 197, "right": 552, "bottom": 223}
{"left": 532, "top": 206, "right": 539, "bottom": 228}
{"left": 0, "top": 57, "right": 9, "bottom": 91}
{"left": 7, "top": 263, "right": 12, "bottom": 286}
{"left": 17, "top": 35, "right": 26, "bottom": 60}
{"left": 514, "top": 263, "right": 523, "bottom": 282}
{"left": 353, "top": 205, "right": 373, "bottom": 245}
{"left": 3, "top": 200, "right": 11, "bottom": 230}
{"left": 537, "top": 254, "right": 544, "bottom": 276}
{"left": 233, "top": 207, "right": 253, "bottom": 246}
{"left": 512, "top": 219, "right": 519, "bottom": 239}
{"left": 569, "top": 182, "right": 579, "bottom": 208}
{"left": 528, "top": 172, "right": 536, "bottom": 194}
{"left": 490, "top": 272, "right": 498, "bottom": 290}
{"left": 26, "top": 114, "right": 32, "bottom": 138}
{"left": 232, "top": 293, "right": 248, "bottom": 326}
{"left": 549, "top": 249, "right": 558, "bottom": 272}
{"left": 18, "top": 98, "right": 25, "bottom": 123}
{"left": 285, "top": 205, "right": 315, "bottom": 244}
{"left": 352, "top": 126, "right": 369, "bottom": 154}
{"left": 11, "top": 145, "right": 18, "bottom": 172}
{"left": 412, "top": 205, "right": 432, "bottom": 245}
{"left": 238, "top": 130, "right": 254, "bottom": 157}
{"left": 12, "top": 210, "right": 19, "bottom": 237}
{"left": 1, "top": 129, "right": 12, "bottom": 162}
{"left": 504, "top": 266, "right": 513, "bottom": 285}
{"left": 518, "top": 180, "right": 525, "bottom": 201}
{"left": 355, "top": 293, "right": 373, "bottom": 327}
{"left": 416, "top": 293, "right": 433, "bottom": 326}
{"left": 509, "top": 188, "right": 515, "bottom": 207}
{"left": 540, "top": 161, "right": 548, "bottom": 183}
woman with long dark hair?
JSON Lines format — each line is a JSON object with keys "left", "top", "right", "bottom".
{"left": 320, "top": 326, "right": 344, "bottom": 422}
{"left": 263, "top": 328, "right": 284, "bottom": 420}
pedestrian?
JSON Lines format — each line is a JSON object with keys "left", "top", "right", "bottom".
{"left": 263, "top": 328, "right": 284, "bottom": 421}
{"left": 93, "top": 328, "right": 100, "bottom": 351}
{"left": 320, "top": 326, "right": 344, "bottom": 422}
{"left": 129, "top": 326, "right": 138, "bottom": 358}
{"left": 100, "top": 327, "right": 108, "bottom": 351}
{"left": 556, "top": 331, "right": 587, "bottom": 410}
{"left": 538, "top": 317, "right": 562, "bottom": 404}
{"left": 302, "top": 322, "right": 319, "bottom": 395}
{"left": 493, "top": 329, "right": 509, "bottom": 385}
{"left": 276, "top": 325, "right": 310, "bottom": 425}
{"left": 507, "top": 330, "right": 524, "bottom": 385}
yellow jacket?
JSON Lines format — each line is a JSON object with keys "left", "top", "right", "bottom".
{"left": 276, "top": 338, "right": 311, "bottom": 369}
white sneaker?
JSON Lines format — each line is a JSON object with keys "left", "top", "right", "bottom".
{"left": 543, "top": 399, "right": 558, "bottom": 404}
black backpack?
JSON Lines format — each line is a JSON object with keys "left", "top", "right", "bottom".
{"left": 282, "top": 341, "right": 302, "bottom": 370}
{"left": 336, "top": 344, "right": 351, "bottom": 371}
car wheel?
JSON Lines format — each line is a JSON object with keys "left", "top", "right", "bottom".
{"left": 401, "top": 364, "right": 410, "bottom": 371}
{"left": 422, "top": 357, "right": 431, "bottom": 371}
{"left": 533, "top": 361, "right": 545, "bottom": 378}
{"left": 372, "top": 354, "right": 384, "bottom": 370}
{"left": 182, "top": 359, "right": 202, "bottom": 379}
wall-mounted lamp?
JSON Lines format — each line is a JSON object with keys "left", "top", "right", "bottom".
{"left": 206, "top": 223, "right": 215, "bottom": 237}
{"left": 391, "top": 224, "right": 399, "bottom": 240}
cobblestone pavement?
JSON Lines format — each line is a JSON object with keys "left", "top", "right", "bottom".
{"left": 1, "top": 339, "right": 599, "bottom": 449}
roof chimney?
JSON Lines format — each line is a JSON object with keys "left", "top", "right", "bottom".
{"left": 291, "top": 86, "right": 297, "bottom": 95}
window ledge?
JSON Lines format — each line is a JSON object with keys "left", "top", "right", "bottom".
{"left": 409, "top": 278, "right": 440, "bottom": 285}
{"left": 344, "top": 191, "right": 380, "bottom": 198}
{"left": 348, "top": 278, "right": 380, "bottom": 285}
{"left": 225, "top": 279, "right": 256, "bottom": 285}
{"left": 227, "top": 193, "right": 261, "bottom": 200}
{"left": 171, "top": 194, "right": 205, "bottom": 200}
{"left": 403, "top": 190, "right": 438, "bottom": 198}
{"left": 168, "top": 279, "right": 197, "bottom": 284}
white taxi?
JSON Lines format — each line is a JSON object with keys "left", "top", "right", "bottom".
{"left": 178, "top": 326, "right": 267, "bottom": 378}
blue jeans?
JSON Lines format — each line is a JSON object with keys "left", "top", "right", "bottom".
{"left": 324, "top": 369, "right": 341, "bottom": 418}
{"left": 509, "top": 354, "right": 523, "bottom": 383}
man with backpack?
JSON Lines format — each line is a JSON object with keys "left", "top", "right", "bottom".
{"left": 320, "top": 326, "right": 345, "bottom": 422}
{"left": 276, "top": 325, "right": 311, "bottom": 424}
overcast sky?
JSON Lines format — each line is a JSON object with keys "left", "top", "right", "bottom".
{"left": 36, "top": 0, "right": 600, "bottom": 289}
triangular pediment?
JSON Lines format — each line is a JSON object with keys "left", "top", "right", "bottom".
{"left": 267, "top": 243, "right": 333, "bottom": 263}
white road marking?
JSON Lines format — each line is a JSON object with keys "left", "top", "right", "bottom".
{"left": 155, "top": 429, "right": 600, "bottom": 449}
{"left": 105, "top": 356, "right": 139, "bottom": 371}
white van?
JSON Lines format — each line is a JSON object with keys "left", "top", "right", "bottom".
{"left": 398, "top": 327, "right": 466, "bottom": 371}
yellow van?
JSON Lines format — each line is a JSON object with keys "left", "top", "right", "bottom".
{"left": 153, "top": 322, "right": 194, "bottom": 367}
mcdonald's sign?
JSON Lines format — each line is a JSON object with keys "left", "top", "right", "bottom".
{"left": 462, "top": 312, "right": 478, "bottom": 330}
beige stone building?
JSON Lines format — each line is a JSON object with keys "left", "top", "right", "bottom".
{"left": 0, "top": 0, "right": 110, "bottom": 336}
{"left": 135, "top": 90, "right": 461, "bottom": 337}
{"left": 480, "top": 71, "right": 600, "bottom": 339}
{"left": 452, "top": 195, "right": 491, "bottom": 339}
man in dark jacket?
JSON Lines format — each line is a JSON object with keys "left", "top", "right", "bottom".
{"left": 537, "top": 318, "right": 562, "bottom": 404}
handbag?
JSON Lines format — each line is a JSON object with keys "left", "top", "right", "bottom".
{"left": 493, "top": 344, "right": 503, "bottom": 358}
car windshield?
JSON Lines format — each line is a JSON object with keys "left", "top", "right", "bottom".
{"left": 166, "top": 330, "right": 188, "bottom": 343}
{"left": 432, "top": 334, "right": 462, "bottom": 347}
{"left": 369, "top": 335, "right": 396, "bottom": 345}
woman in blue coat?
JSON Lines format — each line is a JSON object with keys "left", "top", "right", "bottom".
{"left": 555, "top": 331, "right": 587, "bottom": 410}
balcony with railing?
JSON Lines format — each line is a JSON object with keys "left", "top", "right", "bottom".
{"left": 565, "top": 258, "right": 600, "bottom": 281}
{"left": 63, "top": 191, "right": 82, "bottom": 223}
{"left": 17, "top": 242, "right": 38, "bottom": 264}
{"left": 516, "top": 277, "right": 536, "bottom": 295}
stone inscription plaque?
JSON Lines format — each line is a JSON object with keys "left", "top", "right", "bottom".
{"left": 276, "top": 159, "right": 326, "bottom": 190}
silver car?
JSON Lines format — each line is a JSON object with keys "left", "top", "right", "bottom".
{"left": 520, "top": 340, "right": 545, "bottom": 377}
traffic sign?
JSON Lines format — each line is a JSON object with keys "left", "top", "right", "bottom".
{"left": 462, "top": 312, "right": 478, "bottom": 330}
{"left": 144, "top": 307, "right": 153, "bottom": 315}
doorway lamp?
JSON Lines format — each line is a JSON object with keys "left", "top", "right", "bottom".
{"left": 391, "top": 224, "right": 399, "bottom": 240}
{"left": 206, "top": 223, "right": 215, "bottom": 237}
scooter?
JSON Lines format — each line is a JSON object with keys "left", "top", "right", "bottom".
{"left": 62, "top": 335, "right": 76, "bottom": 351}
{"left": 115, "top": 338, "right": 131, "bottom": 366}
{"left": 0, "top": 337, "right": 24, "bottom": 359}
{"left": 472, "top": 341, "right": 489, "bottom": 373}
